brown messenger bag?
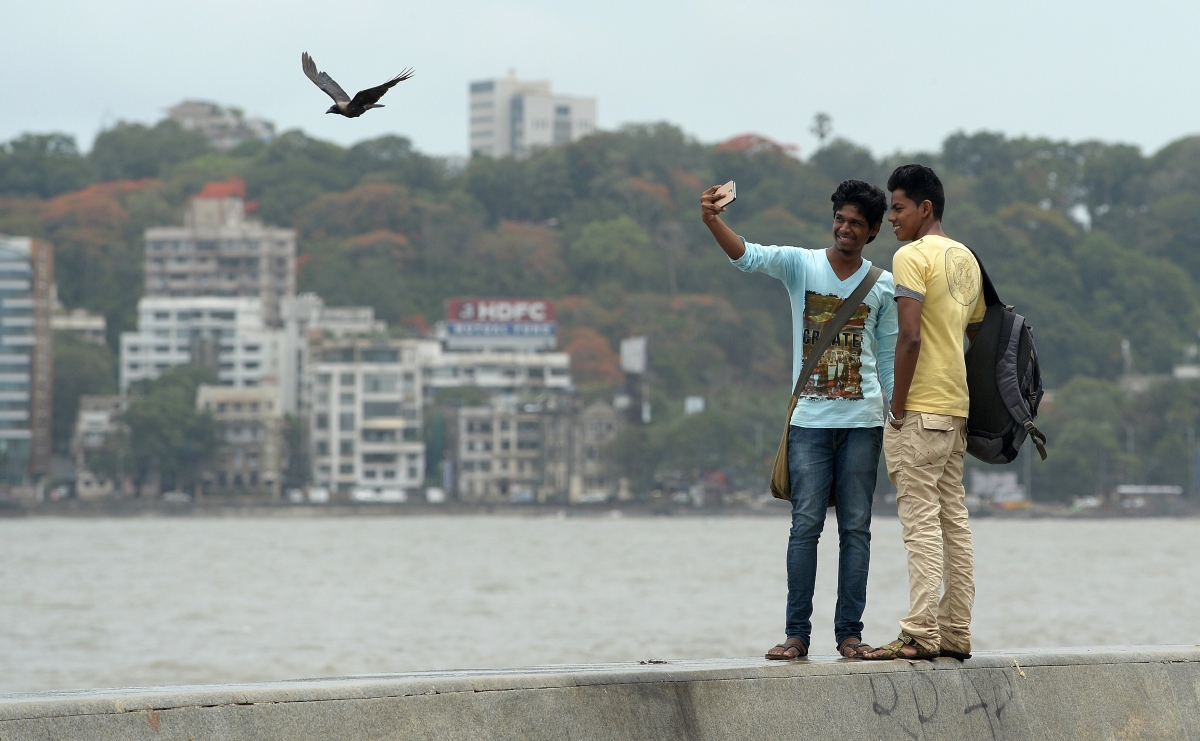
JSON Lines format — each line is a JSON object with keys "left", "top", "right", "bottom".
{"left": 769, "top": 265, "right": 883, "bottom": 501}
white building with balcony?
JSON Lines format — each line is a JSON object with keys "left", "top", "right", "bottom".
{"left": 416, "top": 343, "right": 571, "bottom": 403}
{"left": 308, "top": 338, "right": 425, "bottom": 495}
{"left": 119, "top": 296, "right": 283, "bottom": 395}
{"left": 143, "top": 178, "right": 295, "bottom": 326}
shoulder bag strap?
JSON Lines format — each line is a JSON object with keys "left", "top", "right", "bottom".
{"left": 791, "top": 264, "right": 883, "bottom": 398}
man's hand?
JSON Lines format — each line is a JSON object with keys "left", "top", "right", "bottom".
{"left": 700, "top": 186, "right": 745, "bottom": 259}
{"left": 700, "top": 185, "right": 726, "bottom": 225}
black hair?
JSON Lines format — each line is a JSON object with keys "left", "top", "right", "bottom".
{"left": 886, "top": 164, "right": 945, "bottom": 221}
{"left": 831, "top": 179, "right": 888, "bottom": 244}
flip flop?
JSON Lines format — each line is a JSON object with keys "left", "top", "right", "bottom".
{"left": 765, "top": 638, "right": 808, "bottom": 660}
{"left": 837, "top": 637, "right": 872, "bottom": 658}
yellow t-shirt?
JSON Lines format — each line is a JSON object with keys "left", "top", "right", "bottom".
{"left": 891, "top": 235, "right": 986, "bottom": 417}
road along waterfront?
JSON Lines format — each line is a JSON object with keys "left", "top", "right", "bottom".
{"left": 1, "top": 515, "right": 1197, "bottom": 693}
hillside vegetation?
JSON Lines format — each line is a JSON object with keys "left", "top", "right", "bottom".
{"left": 4, "top": 119, "right": 1200, "bottom": 499}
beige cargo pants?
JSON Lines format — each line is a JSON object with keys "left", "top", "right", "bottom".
{"left": 883, "top": 412, "right": 974, "bottom": 655}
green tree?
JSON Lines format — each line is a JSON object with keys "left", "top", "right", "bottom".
{"left": 89, "top": 120, "right": 213, "bottom": 180}
{"left": 1039, "top": 377, "right": 1130, "bottom": 501}
{"left": 123, "top": 365, "right": 219, "bottom": 495}
{"left": 281, "top": 414, "right": 309, "bottom": 490}
{"left": 0, "top": 133, "right": 95, "bottom": 198}
{"left": 565, "top": 216, "right": 659, "bottom": 291}
{"left": 52, "top": 332, "right": 117, "bottom": 451}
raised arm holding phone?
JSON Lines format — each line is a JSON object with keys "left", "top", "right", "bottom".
{"left": 701, "top": 179, "right": 898, "bottom": 660}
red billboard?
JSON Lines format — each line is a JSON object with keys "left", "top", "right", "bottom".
{"left": 446, "top": 298, "right": 555, "bottom": 323}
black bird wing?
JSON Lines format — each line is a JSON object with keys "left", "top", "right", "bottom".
{"left": 302, "top": 52, "right": 351, "bottom": 105}
{"left": 349, "top": 68, "right": 415, "bottom": 109}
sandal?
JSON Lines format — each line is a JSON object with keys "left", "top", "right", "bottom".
{"left": 837, "top": 637, "right": 872, "bottom": 658}
{"left": 860, "top": 633, "right": 939, "bottom": 661}
{"left": 765, "top": 638, "right": 808, "bottom": 660}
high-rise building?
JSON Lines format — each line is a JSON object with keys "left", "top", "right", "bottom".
{"left": 119, "top": 296, "right": 283, "bottom": 395}
{"left": 307, "top": 337, "right": 427, "bottom": 495}
{"left": 280, "top": 293, "right": 389, "bottom": 417}
{"left": 0, "top": 235, "right": 53, "bottom": 482}
{"left": 143, "top": 178, "right": 295, "bottom": 326}
{"left": 468, "top": 73, "right": 596, "bottom": 158}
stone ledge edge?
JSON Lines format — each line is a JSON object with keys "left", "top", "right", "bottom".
{"left": 2, "top": 645, "right": 1197, "bottom": 722}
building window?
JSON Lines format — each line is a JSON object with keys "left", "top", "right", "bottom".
{"left": 363, "top": 401, "right": 400, "bottom": 418}
{"left": 408, "top": 467, "right": 418, "bottom": 480}
{"left": 339, "top": 393, "right": 355, "bottom": 405}
{"left": 363, "top": 374, "right": 398, "bottom": 393}
{"left": 339, "top": 439, "right": 354, "bottom": 456}
{"left": 315, "top": 414, "right": 328, "bottom": 430}
{"left": 362, "top": 429, "right": 397, "bottom": 443}
{"left": 338, "top": 464, "right": 353, "bottom": 474}
{"left": 360, "top": 348, "right": 398, "bottom": 363}
{"left": 339, "top": 412, "right": 355, "bottom": 430}
{"left": 317, "top": 373, "right": 331, "bottom": 386}
{"left": 316, "top": 441, "right": 329, "bottom": 456}
{"left": 383, "top": 469, "right": 397, "bottom": 479}
{"left": 363, "top": 453, "right": 397, "bottom": 464}
{"left": 339, "top": 373, "right": 355, "bottom": 387}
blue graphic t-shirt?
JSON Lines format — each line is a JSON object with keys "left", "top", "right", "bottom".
{"left": 731, "top": 241, "right": 898, "bottom": 429}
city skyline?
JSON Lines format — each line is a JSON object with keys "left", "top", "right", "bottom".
{"left": 4, "top": 1, "right": 1200, "bottom": 160}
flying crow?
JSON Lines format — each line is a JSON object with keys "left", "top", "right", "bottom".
{"left": 302, "top": 52, "right": 414, "bottom": 118}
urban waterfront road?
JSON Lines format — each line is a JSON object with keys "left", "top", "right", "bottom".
{"left": 1, "top": 515, "right": 1197, "bottom": 693}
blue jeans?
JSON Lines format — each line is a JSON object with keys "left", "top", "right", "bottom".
{"left": 785, "top": 425, "right": 882, "bottom": 650}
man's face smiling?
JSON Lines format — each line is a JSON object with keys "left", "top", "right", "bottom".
{"left": 832, "top": 204, "right": 878, "bottom": 255}
{"left": 887, "top": 189, "right": 924, "bottom": 242}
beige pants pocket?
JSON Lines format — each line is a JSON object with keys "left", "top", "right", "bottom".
{"left": 912, "top": 413, "right": 955, "bottom": 467}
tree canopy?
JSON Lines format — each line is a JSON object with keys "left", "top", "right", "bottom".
{"left": 8, "top": 118, "right": 1200, "bottom": 498}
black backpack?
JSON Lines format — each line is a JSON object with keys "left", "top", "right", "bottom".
{"left": 963, "top": 251, "right": 1047, "bottom": 464}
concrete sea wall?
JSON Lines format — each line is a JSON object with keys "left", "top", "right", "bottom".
{"left": 1, "top": 647, "right": 1197, "bottom": 740}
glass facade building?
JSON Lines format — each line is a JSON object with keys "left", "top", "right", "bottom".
{"left": 0, "top": 235, "right": 53, "bottom": 482}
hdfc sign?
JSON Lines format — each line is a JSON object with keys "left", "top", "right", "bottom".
{"left": 443, "top": 298, "right": 557, "bottom": 350}
{"left": 447, "top": 299, "right": 555, "bottom": 324}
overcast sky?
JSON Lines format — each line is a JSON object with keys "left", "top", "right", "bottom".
{"left": 5, "top": 1, "right": 1200, "bottom": 159}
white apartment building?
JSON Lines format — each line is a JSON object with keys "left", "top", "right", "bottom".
{"left": 469, "top": 73, "right": 596, "bottom": 158}
{"left": 280, "top": 293, "right": 388, "bottom": 416}
{"left": 309, "top": 338, "right": 425, "bottom": 495}
{"left": 119, "top": 296, "right": 283, "bottom": 395}
{"left": 143, "top": 179, "right": 295, "bottom": 326}
{"left": 416, "top": 343, "right": 572, "bottom": 403}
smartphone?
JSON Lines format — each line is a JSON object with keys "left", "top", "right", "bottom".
{"left": 714, "top": 180, "right": 736, "bottom": 208}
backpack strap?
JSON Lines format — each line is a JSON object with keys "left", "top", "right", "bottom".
{"left": 968, "top": 247, "right": 1001, "bottom": 308}
{"left": 791, "top": 265, "right": 883, "bottom": 398}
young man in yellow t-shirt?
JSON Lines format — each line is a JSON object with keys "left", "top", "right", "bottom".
{"left": 862, "top": 164, "right": 985, "bottom": 662}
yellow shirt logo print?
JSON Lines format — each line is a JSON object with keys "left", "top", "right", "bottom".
{"left": 945, "top": 247, "right": 979, "bottom": 306}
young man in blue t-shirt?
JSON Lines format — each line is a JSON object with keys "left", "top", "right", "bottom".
{"left": 701, "top": 180, "right": 898, "bottom": 659}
